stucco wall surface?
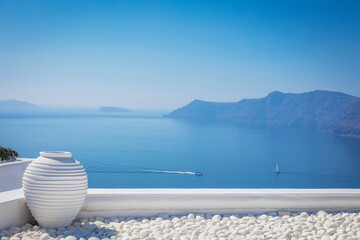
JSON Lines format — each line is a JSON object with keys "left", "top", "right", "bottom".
{"left": 1, "top": 188, "right": 360, "bottom": 230}
{"left": 78, "top": 188, "right": 360, "bottom": 218}
{"left": 0, "top": 158, "right": 33, "bottom": 192}
{"left": 0, "top": 189, "right": 34, "bottom": 230}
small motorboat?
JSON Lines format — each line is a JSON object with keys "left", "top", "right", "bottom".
{"left": 274, "top": 163, "right": 280, "bottom": 173}
{"left": 195, "top": 171, "right": 203, "bottom": 176}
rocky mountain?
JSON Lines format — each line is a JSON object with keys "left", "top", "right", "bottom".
{"left": 99, "top": 106, "right": 130, "bottom": 113}
{"left": 0, "top": 100, "right": 37, "bottom": 110}
{"left": 326, "top": 102, "right": 360, "bottom": 138}
{"left": 165, "top": 90, "right": 360, "bottom": 129}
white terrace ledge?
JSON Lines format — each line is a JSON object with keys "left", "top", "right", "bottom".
{"left": 0, "top": 158, "right": 33, "bottom": 192}
{"left": 0, "top": 189, "right": 34, "bottom": 230}
{"left": 80, "top": 188, "right": 360, "bottom": 219}
{"left": 2, "top": 188, "right": 360, "bottom": 230}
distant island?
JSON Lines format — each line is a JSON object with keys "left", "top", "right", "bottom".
{"left": 99, "top": 106, "right": 130, "bottom": 113}
{"left": 165, "top": 90, "right": 360, "bottom": 138}
{"left": 326, "top": 102, "right": 360, "bottom": 138}
{"left": 0, "top": 99, "right": 37, "bottom": 109}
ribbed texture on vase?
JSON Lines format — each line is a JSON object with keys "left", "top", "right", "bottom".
{"left": 22, "top": 151, "right": 88, "bottom": 228}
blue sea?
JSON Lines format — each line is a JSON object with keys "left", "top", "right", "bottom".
{"left": 1, "top": 110, "right": 360, "bottom": 188}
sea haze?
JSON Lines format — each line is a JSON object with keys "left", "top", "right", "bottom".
{"left": 0, "top": 110, "right": 360, "bottom": 188}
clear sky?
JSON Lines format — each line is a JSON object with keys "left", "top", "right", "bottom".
{"left": 1, "top": 0, "right": 359, "bottom": 109}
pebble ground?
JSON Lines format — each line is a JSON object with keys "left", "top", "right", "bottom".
{"left": 1, "top": 211, "right": 360, "bottom": 240}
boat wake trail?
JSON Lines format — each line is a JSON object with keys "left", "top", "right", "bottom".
{"left": 88, "top": 165, "right": 197, "bottom": 175}
{"left": 146, "top": 170, "right": 196, "bottom": 175}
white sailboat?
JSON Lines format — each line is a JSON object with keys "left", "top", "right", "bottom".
{"left": 274, "top": 163, "right": 280, "bottom": 173}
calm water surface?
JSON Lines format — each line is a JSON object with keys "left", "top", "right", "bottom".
{"left": 1, "top": 114, "right": 360, "bottom": 188}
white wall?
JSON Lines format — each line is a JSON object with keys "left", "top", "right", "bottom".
{"left": 0, "top": 189, "right": 34, "bottom": 230}
{"left": 78, "top": 188, "right": 360, "bottom": 218}
{"left": 1, "top": 188, "right": 360, "bottom": 230}
{"left": 0, "top": 158, "right": 33, "bottom": 192}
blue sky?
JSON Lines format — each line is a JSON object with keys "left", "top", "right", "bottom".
{"left": 0, "top": 0, "right": 359, "bottom": 109}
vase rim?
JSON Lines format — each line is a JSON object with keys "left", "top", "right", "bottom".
{"left": 40, "top": 151, "right": 72, "bottom": 158}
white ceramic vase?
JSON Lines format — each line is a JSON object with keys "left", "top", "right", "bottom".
{"left": 22, "top": 151, "right": 88, "bottom": 228}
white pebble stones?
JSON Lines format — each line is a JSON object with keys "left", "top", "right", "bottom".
{"left": 1, "top": 211, "right": 360, "bottom": 240}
